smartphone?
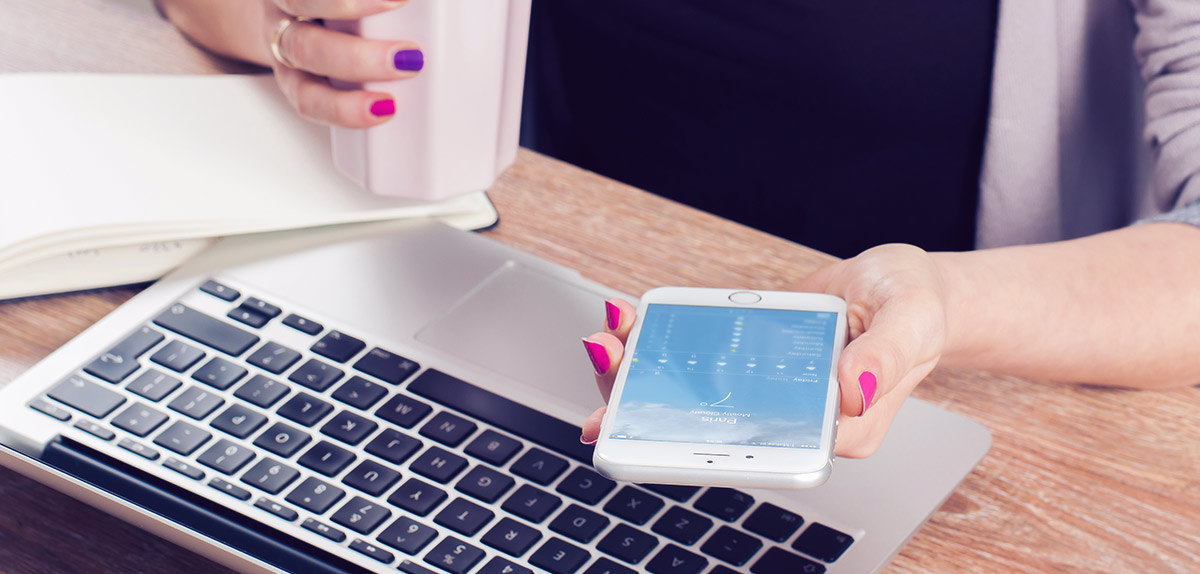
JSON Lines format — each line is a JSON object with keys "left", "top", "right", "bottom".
{"left": 593, "top": 287, "right": 847, "bottom": 489}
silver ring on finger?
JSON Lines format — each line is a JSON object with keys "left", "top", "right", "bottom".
{"left": 270, "top": 16, "right": 311, "bottom": 69}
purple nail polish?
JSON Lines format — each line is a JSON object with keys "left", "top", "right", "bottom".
{"left": 605, "top": 300, "right": 621, "bottom": 331}
{"left": 393, "top": 49, "right": 424, "bottom": 71}
{"left": 582, "top": 338, "right": 610, "bottom": 375}
{"left": 859, "top": 371, "right": 877, "bottom": 415}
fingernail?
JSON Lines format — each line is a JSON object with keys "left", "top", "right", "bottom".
{"left": 859, "top": 371, "right": 877, "bottom": 415}
{"left": 393, "top": 49, "right": 424, "bottom": 71}
{"left": 582, "top": 338, "right": 610, "bottom": 375}
{"left": 370, "top": 99, "right": 395, "bottom": 117}
{"left": 580, "top": 434, "right": 597, "bottom": 446}
{"left": 605, "top": 300, "right": 621, "bottom": 331}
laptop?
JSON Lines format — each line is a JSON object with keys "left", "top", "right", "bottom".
{"left": 0, "top": 216, "right": 992, "bottom": 574}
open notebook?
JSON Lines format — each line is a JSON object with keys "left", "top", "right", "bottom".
{"left": 0, "top": 219, "right": 991, "bottom": 573}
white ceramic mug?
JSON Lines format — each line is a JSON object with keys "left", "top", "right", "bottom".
{"left": 326, "top": 0, "right": 531, "bottom": 200}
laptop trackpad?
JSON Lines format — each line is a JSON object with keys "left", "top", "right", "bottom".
{"left": 415, "top": 261, "right": 606, "bottom": 405}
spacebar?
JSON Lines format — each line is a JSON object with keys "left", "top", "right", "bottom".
{"left": 406, "top": 369, "right": 594, "bottom": 465}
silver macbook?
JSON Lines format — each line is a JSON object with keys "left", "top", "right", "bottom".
{"left": 0, "top": 218, "right": 991, "bottom": 574}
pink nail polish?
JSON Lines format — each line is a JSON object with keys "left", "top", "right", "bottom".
{"left": 859, "top": 371, "right": 877, "bottom": 415}
{"left": 582, "top": 338, "right": 610, "bottom": 375}
{"left": 605, "top": 300, "right": 621, "bottom": 331}
{"left": 370, "top": 99, "right": 395, "bottom": 117}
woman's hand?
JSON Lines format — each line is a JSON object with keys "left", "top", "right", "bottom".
{"left": 579, "top": 243, "right": 951, "bottom": 459}
{"left": 159, "top": 0, "right": 422, "bottom": 127}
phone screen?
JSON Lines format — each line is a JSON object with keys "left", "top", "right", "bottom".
{"left": 608, "top": 303, "right": 839, "bottom": 449}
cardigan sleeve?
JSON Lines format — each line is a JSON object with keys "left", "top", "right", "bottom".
{"left": 1133, "top": 0, "right": 1200, "bottom": 225}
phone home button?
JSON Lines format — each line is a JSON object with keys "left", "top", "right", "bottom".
{"left": 728, "top": 291, "right": 762, "bottom": 304}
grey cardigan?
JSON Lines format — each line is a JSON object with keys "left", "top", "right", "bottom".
{"left": 978, "top": 0, "right": 1200, "bottom": 248}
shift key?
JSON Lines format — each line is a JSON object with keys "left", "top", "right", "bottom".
{"left": 154, "top": 303, "right": 259, "bottom": 357}
{"left": 48, "top": 375, "right": 126, "bottom": 418}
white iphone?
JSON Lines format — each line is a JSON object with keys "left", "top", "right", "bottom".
{"left": 593, "top": 287, "right": 847, "bottom": 489}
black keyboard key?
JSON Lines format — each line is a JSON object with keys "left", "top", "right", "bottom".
{"left": 47, "top": 375, "right": 125, "bottom": 418}
{"left": 351, "top": 539, "right": 395, "bottom": 564}
{"left": 694, "top": 488, "right": 754, "bottom": 523}
{"left": 30, "top": 398, "right": 72, "bottom": 421}
{"left": 282, "top": 313, "right": 323, "bottom": 335}
{"left": 285, "top": 476, "right": 345, "bottom": 514}
{"left": 407, "top": 369, "right": 594, "bottom": 464}
{"left": 228, "top": 306, "right": 270, "bottom": 329}
{"left": 312, "top": 330, "right": 366, "bottom": 363}
{"left": 556, "top": 467, "right": 616, "bottom": 505}
{"left": 246, "top": 341, "right": 302, "bottom": 375}
{"left": 111, "top": 403, "right": 169, "bottom": 437}
{"left": 254, "top": 497, "right": 299, "bottom": 521}
{"left": 289, "top": 358, "right": 344, "bottom": 392}
{"left": 168, "top": 386, "right": 225, "bottom": 420}
{"left": 73, "top": 419, "right": 115, "bottom": 440}
{"left": 479, "top": 556, "right": 534, "bottom": 574}
{"left": 501, "top": 484, "right": 562, "bottom": 524}
{"left": 510, "top": 448, "right": 569, "bottom": 486}
{"left": 210, "top": 477, "right": 252, "bottom": 500}
{"left": 751, "top": 547, "right": 825, "bottom": 574}
{"left": 597, "top": 523, "right": 658, "bottom": 565}
{"left": 332, "top": 496, "right": 393, "bottom": 534}
{"left": 84, "top": 326, "right": 164, "bottom": 383}
{"left": 117, "top": 438, "right": 161, "bottom": 461}
{"left": 321, "top": 410, "right": 378, "bottom": 446}
{"left": 378, "top": 516, "right": 438, "bottom": 555}
{"left": 376, "top": 394, "right": 433, "bottom": 428}
{"left": 234, "top": 374, "right": 290, "bottom": 408}
{"left": 463, "top": 430, "right": 522, "bottom": 466}
{"left": 419, "top": 411, "right": 477, "bottom": 447}
{"left": 792, "top": 523, "right": 854, "bottom": 563}
{"left": 191, "top": 357, "right": 247, "bottom": 390}
{"left": 387, "top": 478, "right": 447, "bottom": 516}
{"left": 302, "top": 518, "right": 346, "bottom": 543}
{"left": 550, "top": 504, "right": 610, "bottom": 544}
{"left": 481, "top": 517, "right": 542, "bottom": 557}
{"left": 297, "top": 441, "right": 356, "bottom": 476}
{"left": 152, "top": 419, "right": 212, "bottom": 455}
{"left": 277, "top": 393, "right": 333, "bottom": 427}
{"left": 199, "top": 280, "right": 239, "bottom": 301}
{"left": 455, "top": 465, "right": 515, "bottom": 504}
{"left": 209, "top": 404, "right": 268, "bottom": 439}
{"left": 652, "top": 506, "right": 713, "bottom": 546}
{"left": 163, "top": 457, "right": 205, "bottom": 480}
{"left": 342, "top": 460, "right": 402, "bottom": 496}
{"left": 410, "top": 446, "right": 468, "bottom": 483}
{"left": 353, "top": 347, "right": 419, "bottom": 384}
{"left": 364, "top": 428, "right": 422, "bottom": 465}
{"left": 585, "top": 558, "right": 637, "bottom": 574}
{"left": 150, "top": 340, "right": 206, "bottom": 372}
{"left": 424, "top": 537, "right": 485, "bottom": 574}
{"left": 241, "top": 458, "right": 300, "bottom": 494}
{"left": 254, "top": 421, "right": 311, "bottom": 457}
{"left": 604, "top": 486, "right": 665, "bottom": 526}
{"left": 332, "top": 375, "right": 388, "bottom": 410}
{"left": 743, "top": 503, "right": 804, "bottom": 543}
{"left": 243, "top": 297, "right": 282, "bottom": 318}
{"left": 197, "top": 439, "right": 256, "bottom": 474}
{"left": 399, "top": 560, "right": 439, "bottom": 574}
{"left": 154, "top": 303, "right": 259, "bottom": 357}
{"left": 646, "top": 545, "right": 707, "bottom": 574}
{"left": 529, "top": 538, "right": 590, "bottom": 574}
{"left": 643, "top": 484, "right": 701, "bottom": 503}
{"left": 434, "top": 498, "right": 495, "bottom": 536}
{"left": 710, "top": 565, "right": 740, "bottom": 574}
{"left": 700, "top": 526, "right": 762, "bottom": 567}
{"left": 127, "top": 369, "right": 181, "bottom": 402}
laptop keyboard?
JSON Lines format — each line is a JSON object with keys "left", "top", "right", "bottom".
{"left": 28, "top": 279, "right": 857, "bottom": 574}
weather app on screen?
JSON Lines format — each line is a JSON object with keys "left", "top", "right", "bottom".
{"left": 608, "top": 303, "right": 838, "bottom": 449}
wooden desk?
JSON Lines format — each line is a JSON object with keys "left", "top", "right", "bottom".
{"left": 1, "top": 1, "right": 1197, "bottom": 572}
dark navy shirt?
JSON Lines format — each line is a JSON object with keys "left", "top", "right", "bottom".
{"left": 521, "top": 1, "right": 998, "bottom": 258}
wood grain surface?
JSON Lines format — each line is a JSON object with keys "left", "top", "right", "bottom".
{"left": 1, "top": 1, "right": 1198, "bottom": 572}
